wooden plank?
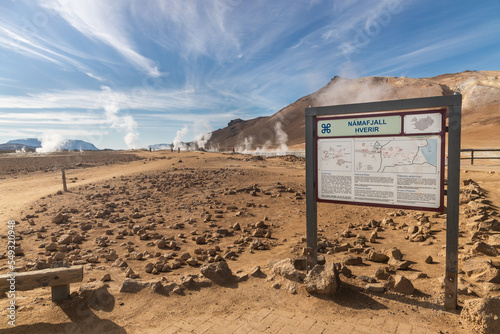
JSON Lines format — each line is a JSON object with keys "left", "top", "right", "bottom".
{"left": 0, "top": 266, "right": 83, "bottom": 292}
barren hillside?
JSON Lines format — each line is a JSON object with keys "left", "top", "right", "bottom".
{"left": 208, "top": 71, "right": 500, "bottom": 151}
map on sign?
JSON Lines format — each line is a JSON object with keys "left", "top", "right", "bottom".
{"left": 316, "top": 110, "right": 445, "bottom": 210}
{"left": 354, "top": 137, "right": 439, "bottom": 173}
{"left": 319, "top": 140, "right": 352, "bottom": 172}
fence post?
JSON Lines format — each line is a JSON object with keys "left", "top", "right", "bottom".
{"left": 470, "top": 149, "right": 474, "bottom": 165}
{"left": 61, "top": 168, "right": 68, "bottom": 192}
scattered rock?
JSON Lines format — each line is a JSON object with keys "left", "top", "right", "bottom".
{"left": 389, "top": 275, "right": 414, "bottom": 295}
{"left": 473, "top": 242, "right": 499, "bottom": 257}
{"left": 112, "top": 258, "right": 128, "bottom": 268}
{"left": 120, "top": 279, "right": 158, "bottom": 293}
{"left": 270, "top": 258, "right": 306, "bottom": 282}
{"left": 388, "top": 258, "right": 412, "bottom": 270}
{"left": 57, "top": 234, "right": 73, "bottom": 245}
{"left": 304, "top": 262, "right": 341, "bottom": 296}
{"left": 250, "top": 266, "right": 266, "bottom": 278}
{"left": 365, "top": 283, "right": 385, "bottom": 293}
{"left": 463, "top": 258, "right": 500, "bottom": 284}
{"left": 200, "top": 261, "right": 234, "bottom": 284}
{"left": 367, "top": 250, "right": 389, "bottom": 263}
{"left": 461, "top": 296, "right": 500, "bottom": 334}
{"left": 101, "top": 273, "right": 112, "bottom": 282}
{"left": 386, "top": 247, "right": 403, "bottom": 261}
{"left": 125, "top": 267, "right": 139, "bottom": 279}
{"left": 343, "top": 255, "right": 362, "bottom": 266}
{"left": 375, "top": 267, "right": 391, "bottom": 280}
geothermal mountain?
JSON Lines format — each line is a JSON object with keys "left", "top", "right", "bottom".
{"left": 0, "top": 138, "right": 99, "bottom": 151}
{"left": 207, "top": 71, "right": 500, "bottom": 150}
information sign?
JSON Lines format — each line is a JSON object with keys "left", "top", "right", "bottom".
{"left": 316, "top": 109, "right": 446, "bottom": 211}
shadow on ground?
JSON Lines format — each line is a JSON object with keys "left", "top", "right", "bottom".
{"left": 1, "top": 296, "right": 126, "bottom": 334}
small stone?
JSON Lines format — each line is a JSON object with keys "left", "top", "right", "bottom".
{"left": 112, "top": 258, "right": 128, "bottom": 268}
{"left": 304, "top": 263, "right": 341, "bottom": 296}
{"left": 125, "top": 267, "right": 139, "bottom": 279}
{"left": 101, "top": 273, "right": 112, "bottom": 282}
{"left": 365, "top": 283, "right": 385, "bottom": 293}
{"left": 250, "top": 266, "right": 266, "bottom": 278}
{"left": 367, "top": 250, "right": 389, "bottom": 263}
{"left": 120, "top": 279, "right": 154, "bottom": 293}
{"left": 425, "top": 256, "right": 433, "bottom": 264}
{"left": 388, "top": 258, "right": 411, "bottom": 270}
{"left": 461, "top": 296, "right": 500, "bottom": 334}
{"left": 340, "top": 265, "right": 352, "bottom": 278}
{"left": 45, "top": 242, "right": 58, "bottom": 252}
{"left": 473, "top": 242, "right": 499, "bottom": 257}
{"left": 343, "top": 255, "right": 362, "bottom": 266}
{"left": 386, "top": 247, "right": 403, "bottom": 261}
{"left": 57, "top": 234, "right": 73, "bottom": 245}
{"left": 200, "top": 261, "right": 234, "bottom": 284}
{"left": 145, "top": 263, "right": 154, "bottom": 273}
{"left": 391, "top": 275, "right": 414, "bottom": 295}
{"left": 270, "top": 258, "right": 306, "bottom": 282}
{"left": 375, "top": 267, "right": 390, "bottom": 280}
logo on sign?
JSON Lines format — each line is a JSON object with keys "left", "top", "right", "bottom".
{"left": 321, "top": 123, "right": 331, "bottom": 134}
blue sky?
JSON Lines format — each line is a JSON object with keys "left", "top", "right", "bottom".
{"left": 0, "top": 0, "right": 498, "bottom": 149}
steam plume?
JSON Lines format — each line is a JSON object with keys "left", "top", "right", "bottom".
{"left": 173, "top": 125, "right": 188, "bottom": 150}
{"left": 193, "top": 120, "right": 212, "bottom": 149}
{"left": 36, "top": 133, "right": 67, "bottom": 153}
{"left": 274, "top": 122, "right": 288, "bottom": 153}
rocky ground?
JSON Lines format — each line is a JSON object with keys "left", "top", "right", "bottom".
{"left": 0, "top": 150, "right": 499, "bottom": 333}
{"left": 0, "top": 151, "right": 139, "bottom": 177}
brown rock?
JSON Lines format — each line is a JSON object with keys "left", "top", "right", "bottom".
{"left": 391, "top": 275, "right": 414, "bottom": 295}
{"left": 365, "top": 283, "right": 385, "bottom": 293}
{"left": 57, "top": 234, "right": 73, "bottom": 245}
{"left": 112, "top": 258, "right": 128, "bottom": 268}
{"left": 101, "top": 273, "right": 112, "bottom": 282}
{"left": 461, "top": 296, "right": 500, "bottom": 334}
{"left": 304, "top": 262, "right": 340, "bottom": 296}
{"left": 367, "top": 250, "right": 389, "bottom": 263}
{"left": 270, "top": 258, "right": 306, "bottom": 282}
{"left": 388, "top": 258, "right": 411, "bottom": 270}
{"left": 375, "top": 267, "right": 391, "bottom": 280}
{"left": 386, "top": 247, "right": 403, "bottom": 261}
{"left": 200, "top": 261, "right": 234, "bottom": 284}
{"left": 343, "top": 255, "right": 363, "bottom": 266}
{"left": 473, "top": 242, "right": 499, "bottom": 257}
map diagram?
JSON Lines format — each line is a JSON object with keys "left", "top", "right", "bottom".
{"left": 319, "top": 140, "right": 352, "bottom": 171}
{"left": 354, "top": 136, "right": 440, "bottom": 173}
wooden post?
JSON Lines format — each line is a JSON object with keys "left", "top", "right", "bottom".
{"left": 470, "top": 149, "right": 474, "bottom": 165}
{"left": 61, "top": 168, "right": 68, "bottom": 192}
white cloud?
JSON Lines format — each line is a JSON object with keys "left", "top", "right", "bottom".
{"left": 40, "top": 0, "right": 161, "bottom": 77}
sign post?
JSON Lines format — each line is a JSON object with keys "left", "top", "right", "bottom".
{"left": 305, "top": 95, "right": 461, "bottom": 310}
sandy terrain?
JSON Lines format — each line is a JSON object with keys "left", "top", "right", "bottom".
{"left": 0, "top": 150, "right": 499, "bottom": 333}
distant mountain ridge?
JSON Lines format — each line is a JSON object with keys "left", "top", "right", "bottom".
{"left": 1, "top": 138, "right": 99, "bottom": 151}
{"left": 207, "top": 70, "right": 500, "bottom": 150}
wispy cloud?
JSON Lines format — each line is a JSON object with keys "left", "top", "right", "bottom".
{"left": 40, "top": 0, "right": 161, "bottom": 77}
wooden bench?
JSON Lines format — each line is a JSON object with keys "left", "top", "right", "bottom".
{"left": 0, "top": 266, "right": 83, "bottom": 301}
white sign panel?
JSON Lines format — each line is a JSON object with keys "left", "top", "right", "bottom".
{"left": 317, "top": 110, "right": 445, "bottom": 210}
